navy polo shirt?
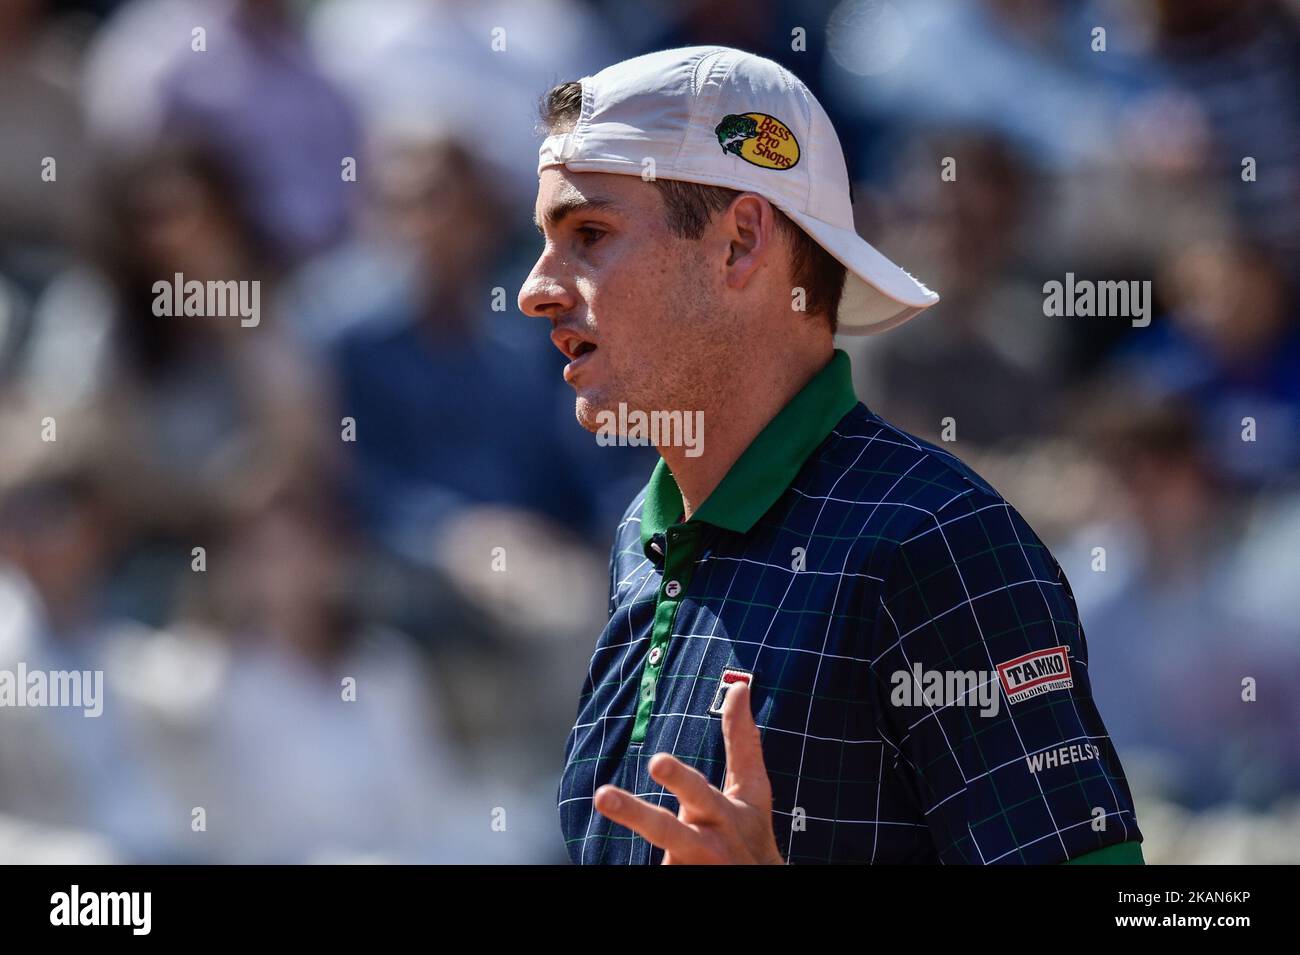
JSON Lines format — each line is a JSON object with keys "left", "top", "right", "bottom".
{"left": 557, "top": 349, "right": 1143, "bottom": 864}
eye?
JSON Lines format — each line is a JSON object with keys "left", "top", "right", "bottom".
{"left": 576, "top": 226, "right": 605, "bottom": 247}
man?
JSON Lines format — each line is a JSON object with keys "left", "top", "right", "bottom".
{"left": 518, "top": 46, "right": 1143, "bottom": 865}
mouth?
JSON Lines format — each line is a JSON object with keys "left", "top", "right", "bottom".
{"left": 562, "top": 341, "right": 598, "bottom": 382}
{"left": 551, "top": 328, "right": 600, "bottom": 381}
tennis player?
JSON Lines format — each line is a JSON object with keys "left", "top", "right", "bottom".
{"left": 518, "top": 46, "right": 1143, "bottom": 865}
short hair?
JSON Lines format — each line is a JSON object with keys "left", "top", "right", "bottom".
{"left": 540, "top": 81, "right": 845, "bottom": 333}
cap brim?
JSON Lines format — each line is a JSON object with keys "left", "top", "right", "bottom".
{"left": 782, "top": 208, "right": 939, "bottom": 335}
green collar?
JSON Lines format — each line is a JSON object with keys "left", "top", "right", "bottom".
{"left": 640, "top": 348, "right": 860, "bottom": 552}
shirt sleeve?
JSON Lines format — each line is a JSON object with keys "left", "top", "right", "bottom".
{"left": 867, "top": 487, "right": 1143, "bottom": 864}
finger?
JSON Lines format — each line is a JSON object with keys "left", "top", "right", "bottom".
{"left": 593, "top": 784, "right": 709, "bottom": 856}
{"left": 720, "top": 680, "right": 770, "bottom": 803}
{"left": 647, "top": 752, "right": 726, "bottom": 820}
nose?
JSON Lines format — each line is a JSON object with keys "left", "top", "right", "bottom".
{"left": 518, "top": 249, "right": 578, "bottom": 319}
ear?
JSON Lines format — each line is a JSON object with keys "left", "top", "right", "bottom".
{"left": 722, "top": 193, "right": 778, "bottom": 292}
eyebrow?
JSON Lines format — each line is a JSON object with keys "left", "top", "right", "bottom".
{"left": 534, "top": 196, "right": 620, "bottom": 234}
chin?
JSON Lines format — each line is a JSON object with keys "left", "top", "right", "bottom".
{"left": 573, "top": 394, "right": 607, "bottom": 434}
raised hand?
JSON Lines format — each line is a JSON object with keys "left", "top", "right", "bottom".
{"left": 592, "top": 680, "right": 785, "bottom": 864}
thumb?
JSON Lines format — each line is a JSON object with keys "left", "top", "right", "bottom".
{"left": 720, "top": 679, "right": 770, "bottom": 804}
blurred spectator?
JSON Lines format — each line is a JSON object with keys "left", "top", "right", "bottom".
{"left": 822, "top": 0, "right": 1149, "bottom": 171}
{"left": 1062, "top": 395, "right": 1300, "bottom": 809}
{"left": 848, "top": 131, "right": 1060, "bottom": 445}
{"left": 14, "top": 139, "right": 332, "bottom": 631}
{"left": 84, "top": 0, "right": 360, "bottom": 266}
{"left": 310, "top": 0, "right": 617, "bottom": 205}
{"left": 155, "top": 485, "right": 535, "bottom": 862}
{"left": 95, "top": 143, "right": 317, "bottom": 507}
{"left": 0, "top": 430, "right": 180, "bottom": 861}
{"left": 1146, "top": 0, "right": 1300, "bottom": 280}
{"left": 1109, "top": 237, "right": 1300, "bottom": 486}
{"left": 0, "top": 0, "right": 87, "bottom": 289}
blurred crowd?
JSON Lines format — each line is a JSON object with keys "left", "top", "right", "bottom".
{"left": 0, "top": 0, "right": 1296, "bottom": 863}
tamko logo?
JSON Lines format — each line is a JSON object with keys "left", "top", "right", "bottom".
{"left": 996, "top": 645, "right": 1073, "bottom": 705}
{"left": 714, "top": 113, "right": 800, "bottom": 170}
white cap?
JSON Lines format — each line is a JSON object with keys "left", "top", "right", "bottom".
{"left": 537, "top": 45, "right": 939, "bottom": 334}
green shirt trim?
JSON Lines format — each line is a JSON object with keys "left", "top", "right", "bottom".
{"left": 1062, "top": 841, "right": 1145, "bottom": 865}
{"left": 639, "top": 348, "right": 859, "bottom": 554}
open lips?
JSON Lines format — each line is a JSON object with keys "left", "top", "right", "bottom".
{"left": 550, "top": 328, "right": 598, "bottom": 361}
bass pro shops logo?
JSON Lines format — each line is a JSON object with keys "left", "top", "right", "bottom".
{"left": 714, "top": 113, "right": 800, "bottom": 170}
{"left": 996, "top": 646, "right": 1073, "bottom": 705}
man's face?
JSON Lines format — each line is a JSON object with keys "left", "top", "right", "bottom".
{"left": 519, "top": 168, "right": 729, "bottom": 432}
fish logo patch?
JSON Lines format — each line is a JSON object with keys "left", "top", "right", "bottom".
{"left": 714, "top": 113, "right": 800, "bottom": 170}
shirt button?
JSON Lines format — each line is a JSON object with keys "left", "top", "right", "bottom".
{"left": 648, "top": 645, "right": 663, "bottom": 666}
{"left": 664, "top": 579, "right": 682, "bottom": 598}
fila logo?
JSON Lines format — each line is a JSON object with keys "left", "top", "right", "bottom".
{"left": 996, "top": 646, "right": 1073, "bottom": 704}
{"left": 709, "top": 668, "right": 754, "bottom": 715}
